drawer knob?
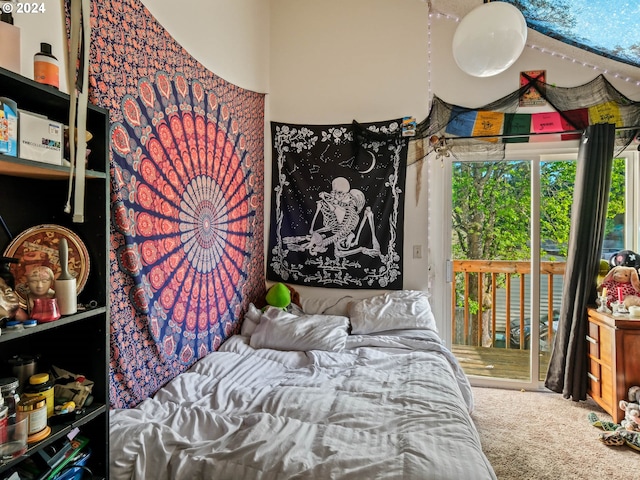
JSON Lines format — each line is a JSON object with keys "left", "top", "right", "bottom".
{"left": 587, "top": 372, "right": 599, "bottom": 382}
{"left": 586, "top": 335, "right": 597, "bottom": 345}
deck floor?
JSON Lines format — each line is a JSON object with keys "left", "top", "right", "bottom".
{"left": 452, "top": 344, "right": 552, "bottom": 382}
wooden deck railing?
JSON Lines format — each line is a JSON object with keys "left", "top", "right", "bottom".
{"left": 451, "top": 260, "right": 566, "bottom": 349}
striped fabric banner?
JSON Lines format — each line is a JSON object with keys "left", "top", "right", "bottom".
{"left": 443, "top": 102, "right": 621, "bottom": 144}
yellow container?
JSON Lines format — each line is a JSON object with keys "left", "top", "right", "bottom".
{"left": 23, "top": 373, "right": 54, "bottom": 418}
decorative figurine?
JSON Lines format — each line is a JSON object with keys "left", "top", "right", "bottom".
{"left": 598, "top": 295, "right": 612, "bottom": 313}
{"left": 0, "top": 276, "right": 22, "bottom": 320}
{"left": 25, "top": 265, "right": 56, "bottom": 315}
{"left": 597, "top": 291, "right": 612, "bottom": 314}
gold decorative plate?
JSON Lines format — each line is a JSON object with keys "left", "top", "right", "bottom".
{"left": 3, "top": 224, "right": 90, "bottom": 298}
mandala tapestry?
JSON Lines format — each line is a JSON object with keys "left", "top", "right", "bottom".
{"left": 268, "top": 120, "right": 407, "bottom": 289}
{"left": 84, "top": 0, "right": 265, "bottom": 408}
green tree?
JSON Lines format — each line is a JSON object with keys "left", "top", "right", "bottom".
{"left": 540, "top": 159, "right": 625, "bottom": 258}
{"left": 540, "top": 161, "right": 575, "bottom": 258}
{"left": 452, "top": 161, "right": 530, "bottom": 261}
{"left": 452, "top": 161, "right": 531, "bottom": 345}
{"left": 452, "top": 158, "right": 626, "bottom": 346}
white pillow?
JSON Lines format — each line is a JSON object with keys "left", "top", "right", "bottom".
{"left": 301, "top": 296, "right": 357, "bottom": 316}
{"left": 348, "top": 290, "right": 437, "bottom": 334}
{"left": 250, "top": 307, "right": 349, "bottom": 352}
{"left": 241, "top": 303, "right": 262, "bottom": 337}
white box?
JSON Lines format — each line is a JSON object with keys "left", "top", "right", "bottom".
{"left": 18, "top": 110, "right": 63, "bottom": 165}
{"left": 0, "top": 21, "right": 21, "bottom": 75}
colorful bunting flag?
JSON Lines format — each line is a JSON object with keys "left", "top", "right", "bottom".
{"left": 445, "top": 107, "right": 477, "bottom": 137}
{"left": 472, "top": 111, "right": 504, "bottom": 143}
{"left": 440, "top": 98, "right": 627, "bottom": 147}
{"left": 560, "top": 108, "right": 589, "bottom": 140}
{"left": 532, "top": 112, "right": 564, "bottom": 134}
{"left": 503, "top": 113, "right": 531, "bottom": 143}
{"left": 588, "top": 101, "right": 623, "bottom": 127}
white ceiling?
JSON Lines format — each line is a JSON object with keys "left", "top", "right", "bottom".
{"left": 430, "top": 0, "right": 640, "bottom": 86}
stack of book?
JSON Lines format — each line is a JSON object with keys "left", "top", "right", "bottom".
{"left": 8, "top": 431, "right": 91, "bottom": 480}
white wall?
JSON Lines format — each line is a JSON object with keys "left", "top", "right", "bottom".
{"left": 9, "top": 0, "right": 270, "bottom": 95}
{"left": 140, "top": 0, "right": 270, "bottom": 93}
{"left": 269, "top": 0, "right": 432, "bottom": 305}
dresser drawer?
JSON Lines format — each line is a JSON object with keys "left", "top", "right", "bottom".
{"left": 586, "top": 321, "right": 613, "bottom": 366}
{"left": 587, "top": 360, "right": 614, "bottom": 412}
{"left": 599, "top": 325, "right": 613, "bottom": 366}
{"left": 587, "top": 361, "right": 601, "bottom": 397}
{"left": 600, "top": 366, "right": 614, "bottom": 410}
{"left": 586, "top": 323, "right": 599, "bottom": 359}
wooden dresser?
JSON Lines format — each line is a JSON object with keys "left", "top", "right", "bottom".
{"left": 586, "top": 308, "right": 640, "bottom": 423}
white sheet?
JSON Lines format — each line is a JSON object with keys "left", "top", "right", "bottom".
{"left": 110, "top": 331, "right": 496, "bottom": 480}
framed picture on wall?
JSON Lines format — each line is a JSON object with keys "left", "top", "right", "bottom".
{"left": 519, "top": 70, "right": 547, "bottom": 107}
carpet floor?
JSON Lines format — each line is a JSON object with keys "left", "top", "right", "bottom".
{"left": 471, "top": 386, "right": 639, "bottom": 479}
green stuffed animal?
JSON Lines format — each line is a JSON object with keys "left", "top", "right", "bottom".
{"left": 589, "top": 386, "right": 640, "bottom": 451}
{"left": 265, "top": 282, "right": 292, "bottom": 310}
{"left": 597, "top": 259, "right": 611, "bottom": 286}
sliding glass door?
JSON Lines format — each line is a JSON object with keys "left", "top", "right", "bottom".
{"left": 450, "top": 159, "right": 536, "bottom": 385}
{"left": 448, "top": 154, "right": 629, "bottom": 387}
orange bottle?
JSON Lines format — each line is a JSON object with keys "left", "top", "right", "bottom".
{"left": 33, "top": 42, "right": 59, "bottom": 89}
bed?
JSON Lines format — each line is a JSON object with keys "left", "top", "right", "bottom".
{"left": 109, "top": 290, "right": 496, "bottom": 479}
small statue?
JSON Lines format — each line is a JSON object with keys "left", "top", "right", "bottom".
{"left": 25, "top": 265, "right": 56, "bottom": 315}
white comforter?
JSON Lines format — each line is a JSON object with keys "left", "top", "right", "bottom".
{"left": 109, "top": 330, "right": 496, "bottom": 479}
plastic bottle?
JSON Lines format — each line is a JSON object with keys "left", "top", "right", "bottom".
{"left": 55, "top": 238, "right": 77, "bottom": 315}
{"left": 16, "top": 396, "right": 47, "bottom": 436}
{"left": 23, "top": 373, "right": 54, "bottom": 418}
{"left": 33, "top": 42, "right": 59, "bottom": 89}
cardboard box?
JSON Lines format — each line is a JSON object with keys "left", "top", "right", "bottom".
{"left": 18, "top": 110, "right": 63, "bottom": 165}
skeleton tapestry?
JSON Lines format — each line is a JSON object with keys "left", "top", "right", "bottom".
{"left": 268, "top": 120, "right": 407, "bottom": 289}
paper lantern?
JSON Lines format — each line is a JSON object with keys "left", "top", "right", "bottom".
{"left": 452, "top": 2, "right": 528, "bottom": 77}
